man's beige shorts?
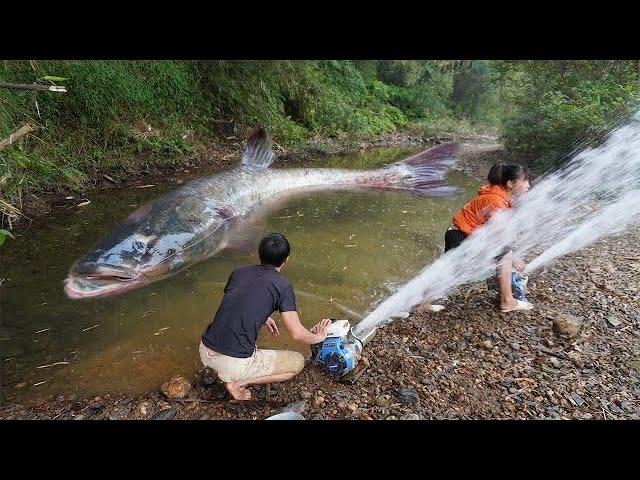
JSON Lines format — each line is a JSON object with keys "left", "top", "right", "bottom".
{"left": 199, "top": 341, "right": 305, "bottom": 383}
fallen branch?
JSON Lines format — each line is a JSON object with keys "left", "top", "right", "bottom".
{"left": 0, "top": 123, "right": 36, "bottom": 150}
{"left": 169, "top": 398, "right": 217, "bottom": 404}
{"left": 0, "top": 81, "right": 67, "bottom": 92}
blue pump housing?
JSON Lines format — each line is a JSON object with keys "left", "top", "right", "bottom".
{"left": 315, "top": 335, "right": 359, "bottom": 378}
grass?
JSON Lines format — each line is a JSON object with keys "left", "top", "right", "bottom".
{"left": 0, "top": 60, "right": 494, "bottom": 228}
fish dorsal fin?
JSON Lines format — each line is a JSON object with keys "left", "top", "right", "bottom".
{"left": 241, "top": 127, "right": 276, "bottom": 168}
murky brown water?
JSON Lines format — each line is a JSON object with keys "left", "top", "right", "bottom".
{"left": 0, "top": 147, "right": 478, "bottom": 403}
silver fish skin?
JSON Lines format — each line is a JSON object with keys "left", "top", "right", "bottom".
{"left": 65, "top": 129, "right": 457, "bottom": 299}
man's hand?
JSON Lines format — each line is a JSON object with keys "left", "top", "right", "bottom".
{"left": 310, "top": 318, "right": 332, "bottom": 342}
{"left": 513, "top": 258, "right": 526, "bottom": 273}
{"left": 265, "top": 317, "right": 280, "bottom": 337}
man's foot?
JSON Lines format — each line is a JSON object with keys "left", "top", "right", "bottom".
{"left": 225, "top": 382, "right": 251, "bottom": 401}
{"left": 500, "top": 298, "right": 534, "bottom": 313}
{"left": 414, "top": 302, "right": 445, "bottom": 314}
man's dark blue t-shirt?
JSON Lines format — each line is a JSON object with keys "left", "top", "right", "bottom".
{"left": 201, "top": 264, "right": 297, "bottom": 358}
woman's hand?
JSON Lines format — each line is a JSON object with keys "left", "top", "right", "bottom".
{"left": 265, "top": 317, "right": 280, "bottom": 337}
{"left": 513, "top": 258, "right": 526, "bottom": 273}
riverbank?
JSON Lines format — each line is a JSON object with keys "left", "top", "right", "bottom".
{"left": 1, "top": 142, "right": 638, "bottom": 420}
{"left": 9, "top": 128, "right": 487, "bottom": 229}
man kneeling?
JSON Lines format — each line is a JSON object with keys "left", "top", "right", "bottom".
{"left": 199, "top": 233, "right": 331, "bottom": 400}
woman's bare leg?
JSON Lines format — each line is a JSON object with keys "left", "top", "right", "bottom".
{"left": 497, "top": 251, "right": 519, "bottom": 310}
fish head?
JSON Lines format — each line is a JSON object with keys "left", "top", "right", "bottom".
{"left": 64, "top": 201, "right": 196, "bottom": 299}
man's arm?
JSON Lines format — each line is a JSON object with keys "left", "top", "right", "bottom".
{"left": 281, "top": 311, "right": 330, "bottom": 345}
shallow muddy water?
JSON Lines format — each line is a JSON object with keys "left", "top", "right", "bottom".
{"left": 0, "top": 146, "right": 478, "bottom": 403}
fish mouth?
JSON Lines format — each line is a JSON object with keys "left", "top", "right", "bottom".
{"left": 64, "top": 266, "right": 147, "bottom": 299}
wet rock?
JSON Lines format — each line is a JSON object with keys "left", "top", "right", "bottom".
{"left": 14, "top": 382, "right": 27, "bottom": 389}
{"left": 300, "top": 390, "right": 312, "bottom": 400}
{"left": 313, "top": 396, "right": 325, "bottom": 407}
{"left": 201, "top": 367, "right": 218, "bottom": 387}
{"left": 89, "top": 402, "right": 104, "bottom": 414}
{"left": 510, "top": 342, "right": 521, "bottom": 351}
{"left": 152, "top": 407, "right": 177, "bottom": 420}
{"left": 74, "top": 414, "right": 85, "bottom": 420}
{"left": 161, "top": 376, "right": 191, "bottom": 399}
{"left": 553, "top": 314, "right": 583, "bottom": 339}
{"left": 395, "top": 388, "right": 419, "bottom": 405}
{"left": 256, "top": 384, "right": 278, "bottom": 400}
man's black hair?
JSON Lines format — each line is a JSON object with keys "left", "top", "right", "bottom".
{"left": 258, "top": 233, "right": 291, "bottom": 267}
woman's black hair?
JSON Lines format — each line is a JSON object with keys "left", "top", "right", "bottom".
{"left": 258, "top": 233, "right": 291, "bottom": 267}
{"left": 487, "top": 163, "right": 530, "bottom": 186}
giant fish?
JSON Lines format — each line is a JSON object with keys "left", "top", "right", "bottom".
{"left": 65, "top": 128, "right": 458, "bottom": 299}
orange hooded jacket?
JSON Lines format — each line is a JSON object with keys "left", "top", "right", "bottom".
{"left": 452, "top": 184, "right": 512, "bottom": 236}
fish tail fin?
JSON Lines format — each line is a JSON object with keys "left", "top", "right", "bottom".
{"left": 378, "top": 142, "right": 459, "bottom": 196}
{"left": 241, "top": 127, "right": 276, "bottom": 168}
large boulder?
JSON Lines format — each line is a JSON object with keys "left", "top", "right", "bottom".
{"left": 161, "top": 376, "right": 192, "bottom": 399}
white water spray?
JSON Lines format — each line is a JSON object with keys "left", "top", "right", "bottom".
{"left": 355, "top": 113, "right": 640, "bottom": 337}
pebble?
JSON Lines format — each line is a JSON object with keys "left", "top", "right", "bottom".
{"left": 553, "top": 314, "right": 583, "bottom": 339}
{"left": 606, "top": 316, "right": 621, "bottom": 327}
{"left": 400, "top": 413, "right": 421, "bottom": 420}
{"left": 395, "top": 388, "right": 419, "bottom": 405}
{"left": 313, "top": 396, "right": 325, "bottom": 407}
{"left": 480, "top": 340, "right": 493, "bottom": 351}
{"left": 152, "top": 407, "right": 177, "bottom": 420}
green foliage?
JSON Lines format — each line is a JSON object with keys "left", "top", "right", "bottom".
{"left": 0, "top": 228, "right": 14, "bottom": 247}
{"left": 0, "top": 59, "right": 498, "bottom": 227}
{"left": 495, "top": 60, "right": 640, "bottom": 169}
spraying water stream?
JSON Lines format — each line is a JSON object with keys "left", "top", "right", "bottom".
{"left": 355, "top": 113, "right": 640, "bottom": 337}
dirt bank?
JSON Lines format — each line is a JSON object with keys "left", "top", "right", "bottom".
{"left": 2, "top": 142, "right": 638, "bottom": 420}
{"left": 14, "top": 129, "right": 470, "bottom": 228}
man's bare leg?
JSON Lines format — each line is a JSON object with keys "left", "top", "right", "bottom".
{"left": 225, "top": 371, "right": 298, "bottom": 401}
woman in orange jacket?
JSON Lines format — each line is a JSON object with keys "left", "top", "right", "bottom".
{"left": 417, "top": 163, "right": 533, "bottom": 313}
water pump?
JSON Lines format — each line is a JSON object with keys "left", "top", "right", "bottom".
{"left": 311, "top": 319, "right": 372, "bottom": 379}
